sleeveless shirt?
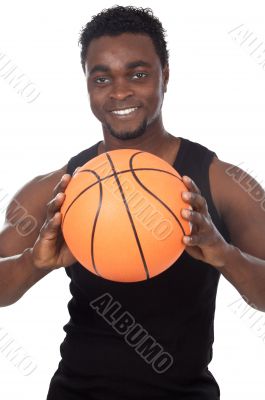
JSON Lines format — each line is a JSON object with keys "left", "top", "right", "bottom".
{"left": 47, "top": 137, "right": 230, "bottom": 400}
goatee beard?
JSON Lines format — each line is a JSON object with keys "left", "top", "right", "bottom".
{"left": 105, "top": 119, "right": 148, "bottom": 140}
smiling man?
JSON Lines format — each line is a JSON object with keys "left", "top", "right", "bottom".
{"left": 1, "top": 5, "right": 265, "bottom": 400}
{"left": 85, "top": 32, "right": 167, "bottom": 144}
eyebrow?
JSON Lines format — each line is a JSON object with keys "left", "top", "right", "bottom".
{"left": 89, "top": 60, "right": 152, "bottom": 76}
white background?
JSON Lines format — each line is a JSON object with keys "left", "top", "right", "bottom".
{"left": 0, "top": 0, "right": 265, "bottom": 399}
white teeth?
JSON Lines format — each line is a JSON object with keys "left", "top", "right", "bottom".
{"left": 112, "top": 107, "right": 138, "bottom": 115}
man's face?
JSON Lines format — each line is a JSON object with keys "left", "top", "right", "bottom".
{"left": 85, "top": 33, "right": 169, "bottom": 140}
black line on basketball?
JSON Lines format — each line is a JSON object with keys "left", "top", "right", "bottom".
{"left": 129, "top": 152, "right": 186, "bottom": 236}
{"left": 62, "top": 151, "right": 186, "bottom": 278}
{"left": 62, "top": 169, "right": 102, "bottom": 277}
{"left": 81, "top": 166, "right": 183, "bottom": 182}
{"left": 62, "top": 170, "right": 100, "bottom": 227}
{"left": 63, "top": 164, "right": 183, "bottom": 227}
{"left": 105, "top": 152, "right": 150, "bottom": 280}
{"left": 90, "top": 173, "right": 103, "bottom": 277}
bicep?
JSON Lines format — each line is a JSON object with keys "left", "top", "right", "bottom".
{"left": 211, "top": 160, "right": 265, "bottom": 259}
{"left": 0, "top": 165, "right": 67, "bottom": 257}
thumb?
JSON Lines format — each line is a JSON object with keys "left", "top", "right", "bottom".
{"left": 41, "top": 212, "right": 62, "bottom": 241}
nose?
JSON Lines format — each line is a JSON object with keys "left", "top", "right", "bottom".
{"left": 109, "top": 79, "right": 134, "bottom": 101}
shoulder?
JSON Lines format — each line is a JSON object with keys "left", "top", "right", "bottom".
{"left": 0, "top": 164, "right": 67, "bottom": 257}
{"left": 209, "top": 156, "right": 265, "bottom": 255}
{"left": 66, "top": 142, "right": 100, "bottom": 175}
{"left": 182, "top": 137, "right": 216, "bottom": 153}
{"left": 4, "top": 163, "right": 68, "bottom": 226}
{"left": 209, "top": 155, "right": 261, "bottom": 216}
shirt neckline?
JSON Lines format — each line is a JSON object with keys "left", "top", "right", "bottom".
{"left": 94, "top": 137, "right": 185, "bottom": 171}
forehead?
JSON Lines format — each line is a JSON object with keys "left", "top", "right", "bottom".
{"left": 85, "top": 33, "right": 160, "bottom": 72}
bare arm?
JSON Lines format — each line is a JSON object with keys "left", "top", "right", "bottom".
{"left": 210, "top": 159, "right": 265, "bottom": 311}
{"left": 0, "top": 165, "right": 67, "bottom": 307}
{"left": 0, "top": 249, "right": 50, "bottom": 307}
{"left": 180, "top": 156, "right": 265, "bottom": 312}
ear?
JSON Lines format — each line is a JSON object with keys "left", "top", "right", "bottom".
{"left": 162, "top": 64, "right": 169, "bottom": 93}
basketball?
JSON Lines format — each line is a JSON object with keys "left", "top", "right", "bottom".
{"left": 60, "top": 148, "right": 191, "bottom": 282}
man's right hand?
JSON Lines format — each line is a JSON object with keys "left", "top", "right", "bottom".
{"left": 31, "top": 173, "right": 77, "bottom": 270}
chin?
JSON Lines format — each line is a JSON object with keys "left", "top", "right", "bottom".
{"left": 106, "top": 120, "right": 148, "bottom": 141}
{"left": 110, "top": 131, "right": 145, "bottom": 140}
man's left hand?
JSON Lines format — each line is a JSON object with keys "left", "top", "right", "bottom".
{"left": 181, "top": 175, "right": 231, "bottom": 268}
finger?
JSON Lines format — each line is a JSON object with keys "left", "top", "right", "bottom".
{"left": 182, "top": 176, "right": 201, "bottom": 194}
{"left": 46, "top": 193, "right": 65, "bottom": 220}
{"left": 53, "top": 174, "right": 71, "bottom": 197}
{"left": 73, "top": 167, "right": 81, "bottom": 176}
{"left": 181, "top": 208, "right": 206, "bottom": 227}
{"left": 182, "top": 233, "right": 200, "bottom": 246}
{"left": 40, "top": 211, "right": 62, "bottom": 241}
{"left": 181, "top": 191, "right": 208, "bottom": 213}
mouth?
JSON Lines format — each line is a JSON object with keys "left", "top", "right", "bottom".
{"left": 110, "top": 107, "right": 140, "bottom": 118}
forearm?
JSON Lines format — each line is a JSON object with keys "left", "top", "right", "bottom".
{"left": 220, "top": 244, "right": 265, "bottom": 312}
{"left": 0, "top": 248, "right": 54, "bottom": 307}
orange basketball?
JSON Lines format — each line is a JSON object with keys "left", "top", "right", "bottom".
{"left": 60, "top": 148, "right": 191, "bottom": 282}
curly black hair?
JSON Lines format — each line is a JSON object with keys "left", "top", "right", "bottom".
{"left": 78, "top": 5, "right": 169, "bottom": 73}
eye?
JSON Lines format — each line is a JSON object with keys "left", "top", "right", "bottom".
{"left": 132, "top": 72, "right": 148, "bottom": 80}
{"left": 94, "top": 77, "right": 110, "bottom": 84}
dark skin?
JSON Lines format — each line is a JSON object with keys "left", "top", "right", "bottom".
{"left": 85, "top": 33, "right": 176, "bottom": 161}
{"left": 82, "top": 32, "right": 265, "bottom": 311}
{"left": 2, "top": 32, "right": 264, "bottom": 310}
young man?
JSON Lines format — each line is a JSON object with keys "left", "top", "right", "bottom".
{"left": 1, "top": 5, "right": 265, "bottom": 400}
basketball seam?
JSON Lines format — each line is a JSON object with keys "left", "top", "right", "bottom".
{"left": 62, "top": 169, "right": 103, "bottom": 277}
{"left": 62, "top": 151, "right": 187, "bottom": 281}
{"left": 105, "top": 152, "right": 150, "bottom": 280}
{"left": 129, "top": 153, "right": 186, "bottom": 236}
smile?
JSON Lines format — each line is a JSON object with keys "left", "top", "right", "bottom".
{"left": 111, "top": 107, "right": 139, "bottom": 116}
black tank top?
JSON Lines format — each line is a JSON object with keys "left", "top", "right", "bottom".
{"left": 47, "top": 137, "right": 230, "bottom": 400}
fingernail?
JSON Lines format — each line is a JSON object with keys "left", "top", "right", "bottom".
{"left": 182, "top": 209, "right": 190, "bottom": 217}
{"left": 182, "top": 191, "right": 190, "bottom": 200}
